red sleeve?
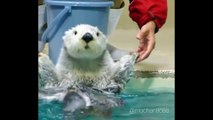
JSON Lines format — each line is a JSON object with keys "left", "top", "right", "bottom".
{"left": 129, "top": 0, "right": 167, "bottom": 31}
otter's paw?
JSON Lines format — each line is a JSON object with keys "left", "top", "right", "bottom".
{"left": 39, "top": 52, "right": 59, "bottom": 90}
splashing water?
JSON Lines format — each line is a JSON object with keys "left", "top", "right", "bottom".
{"left": 39, "top": 76, "right": 174, "bottom": 120}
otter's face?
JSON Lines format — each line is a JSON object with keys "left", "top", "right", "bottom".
{"left": 63, "top": 24, "right": 107, "bottom": 59}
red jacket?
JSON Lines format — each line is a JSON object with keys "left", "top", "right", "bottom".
{"left": 129, "top": 0, "right": 167, "bottom": 32}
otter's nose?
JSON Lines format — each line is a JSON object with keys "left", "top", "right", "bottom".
{"left": 82, "top": 32, "right": 93, "bottom": 43}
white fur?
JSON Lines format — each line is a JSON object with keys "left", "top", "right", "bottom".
{"left": 62, "top": 24, "right": 108, "bottom": 59}
{"left": 56, "top": 24, "right": 120, "bottom": 89}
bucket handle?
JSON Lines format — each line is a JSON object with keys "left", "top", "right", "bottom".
{"left": 41, "top": 6, "right": 71, "bottom": 43}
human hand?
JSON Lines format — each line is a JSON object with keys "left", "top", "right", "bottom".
{"left": 135, "top": 20, "right": 156, "bottom": 63}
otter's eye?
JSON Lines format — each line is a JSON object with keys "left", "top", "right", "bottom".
{"left": 74, "top": 31, "right": 77, "bottom": 35}
{"left": 96, "top": 32, "right": 99, "bottom": 37}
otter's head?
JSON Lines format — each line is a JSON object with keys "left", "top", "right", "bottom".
{"left": 63, "top": 24, "right": 108, "bottom": 59}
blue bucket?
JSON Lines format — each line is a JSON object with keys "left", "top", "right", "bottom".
{"left": 41, "top": 0, "right": 113, "bottom": 64}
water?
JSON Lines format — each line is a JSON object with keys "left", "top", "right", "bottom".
{"left": 39, "top": 75, "right": 174, "bottom": 120}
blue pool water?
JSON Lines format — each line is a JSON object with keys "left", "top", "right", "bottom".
{"left": 39, "top": 74, "right": 174, "bottom": 120}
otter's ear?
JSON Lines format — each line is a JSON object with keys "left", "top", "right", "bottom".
{"left": 95, "top": 26, "right": 98, "bottom": 30}
{"left": 64, "top": 29, "right": 73, "bottom": 36}
{"left": 76, "top": 24, "right": 81, "bottom": 28}
{"left": 65, "top": 31, "right": 69, "bottom": 35}
{"left": 62, "top": 36, "right": 66, "bottom": 40}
